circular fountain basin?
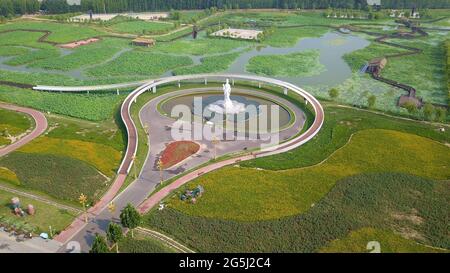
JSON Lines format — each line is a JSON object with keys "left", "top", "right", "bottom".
{"left": 160, "top": 91, "right": 293, "bottom": 132}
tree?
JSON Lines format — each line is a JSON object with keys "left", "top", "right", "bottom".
{"left": 106, "top": 222, "right": 123, "bottom": 253}
{"left": 422, "top": 103, "right": 434, "bottom": 121}
{"left": 120, "top": 203, "right": 141, "bottom": 238}
{"left": 328, "top": 88, "right": 339, "bottom": 100}
{"left": 367, "top": 95, "right": 376, "bottom": 108}
{"left": 90, "top": 234, "right": 109, "bottom": 253}
{"left": 169, "top": 9, "right": 180, "bottom": 20}
{"left": 435, "top": 107, "right": 447, "bottom": 122}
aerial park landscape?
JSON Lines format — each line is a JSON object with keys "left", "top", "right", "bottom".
{"left": 0, "top": 0, "right": 449, "bottom": 256}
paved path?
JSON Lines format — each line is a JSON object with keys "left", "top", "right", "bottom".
{"left": 0, "top": 103, "right": 48, "bottom": 157}
{"left": 54, "top": 74, "right": 324, "bottom": 253}
{"left": 33, "top": 80, "right": 151, "bottom": 93}
{"left": 0, "top": 230, "right": 62, "bottom": 253}
{"left": 57, "top": 85, "right": 305, "bottom": 252}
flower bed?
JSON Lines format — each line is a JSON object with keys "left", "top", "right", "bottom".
{"left": 160, "top": 141, "right": 200, "bottom": 169}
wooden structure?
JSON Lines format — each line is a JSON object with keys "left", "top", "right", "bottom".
{"left": 366, "top": 57, "right": 387, "bottom": 76}
{"left": 132, "top": 38, "right": 156, "bottom": 47}
{"left": 398, "top": 95, "right": 424, "bottom": 108}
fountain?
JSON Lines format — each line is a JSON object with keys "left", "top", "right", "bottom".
{"left": 206, "top": 79, "right": 247, "bottom": 115}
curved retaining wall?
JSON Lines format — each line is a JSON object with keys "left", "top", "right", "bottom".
{"left": 117, "top": 74, "right": 325, "bottom": 174}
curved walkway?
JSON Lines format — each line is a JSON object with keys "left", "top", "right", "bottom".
{"left": 0, "top": 103, "right": 47, "bottom": 157}
{"left": 33, "top": 80, "right": 151, "bottom": 93}
{"left": 55, "top": 74, "right": 323, "bottom": 252}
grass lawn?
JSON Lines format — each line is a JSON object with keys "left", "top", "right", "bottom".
{"left": 242, "top": 105, "right": 450, "bottom": 170}
{"left": 0, "top": 21, "right": 106, "bottom": 43}
{"left": 86, "top": 50, "right": 192, "bottom": 77}
{"left": 0, "top": 108, "right": 34, "bottom": 147}
{"left": 0, "top": 46, "right": 29, "bottom": 57}
{"left": 246, "top": 49, "right": 325, "bottom": 77}
{"left": 152, "top": 26, "right": 194, "bottom": 42}
{"left": 0, "top": 152, "right": 108, "bottom": 202}
{"left": 167, "top": 129, "right": 450, "bottom": 221}
{"left": 5, "top": 48, "right": 60, "bottom": 66}
{"left": 109, "top": 20, "right": 174, "bottom": 35}
{"left": 0, "top": 30, "right": 53, "bottom": 49}
{"left": 0, "top": 188, "right": 78, "bottom": 235}
{"left": 119, "top": 233, "right": 177, "bottom": 253}
{"left": 263, "top": 26, "right": 329, "bottom": 47}
{"left": 172, "top": 51, "right": 243, "bottom": 75}
{"left": 0, "top": 110, "right": 125, "bottom": 203}
{"left": 147, "top": 173, "right": 450, "bottom": 252}
{"left": 29, "top": 38, "right": 131, "bottom": 71}
{"left": 320, "top": 227, "right": 448, "bottom": 253}
{"left": 153, "top": 37, "right": 251, "bottom": 56}
{"left": 45, "top": 114, "right": 125, "bottom": 152}
{"left": 382, "top": 32, "right": 449, "bottom": 105}
{"left": 18, "top": 137, "right": 121, "bottom": 177}
{"left": 343, "top": 41, "right": 409, "bottom": 72}
{"left": 0, "top": 85, "right": 126, "bottom": 121}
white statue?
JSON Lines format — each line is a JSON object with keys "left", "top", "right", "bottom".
{"left": 206, "top": 78, "right": 245, "bottom": 115}
{"left": 223, "top": 78, "right": 233, "bottom": 111}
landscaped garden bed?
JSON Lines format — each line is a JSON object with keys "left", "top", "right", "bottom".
{"left": 160, "top": 141, "right": 200, "bottom": 169}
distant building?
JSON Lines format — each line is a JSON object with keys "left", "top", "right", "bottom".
{"left": 367, "top": 0, "right": 381, "bottom": 10}
{"left": 366, "top": 0, "right": 381, "bottom": 6}
{"left": 37, "top": 0, "right": 80, "bottom": 5}
{"left": 132, "top": 38, "right": 156, "bottom": 47}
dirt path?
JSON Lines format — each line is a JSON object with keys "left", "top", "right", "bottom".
{"left": 0, "top": 103, "right": 47, "bottom": 157}
{"left": 135, "top": 227, "right": 195, "bottom": 253}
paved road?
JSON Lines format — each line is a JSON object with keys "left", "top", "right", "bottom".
{"left": 0, "top": 103, "right": 47, "bottom": 157}
{"left": 0, "top": 230, "right": 61, "bottom": 253}
{"left": 58, "top": 86, "right": 305, "bottom": 252}
{"left": 53, "top": 74, "right": 324, "bottom": 253}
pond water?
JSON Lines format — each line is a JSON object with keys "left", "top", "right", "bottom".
{"left": 0, "top": 30, "right": 369, "bottom": 87}
{"left": 223, "top": 31, "right": 370, "bottom": 87}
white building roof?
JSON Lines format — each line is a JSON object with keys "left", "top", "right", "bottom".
{"left": 367, "top": 0, "right": 381, "bottom": 5}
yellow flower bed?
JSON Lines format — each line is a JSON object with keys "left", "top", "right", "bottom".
{"left": 0, "top": 167, "right": 20, "bottom": 185}
{"left": 18, "top": 137, "right": 121, "bottom": 177}
{"left": 170, "top": 129, "right": 450, "bottom": 221}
